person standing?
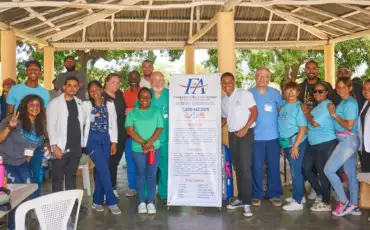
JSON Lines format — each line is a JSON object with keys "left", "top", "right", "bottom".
{"left": 278, "top": 82, "right": 308, "bottom": 211}
{"left": 125, "top": 87, "right": 163, "bottom": 214}
{"left": 360, "top": 79, "right": 370, "bottom": 173}
{"left": 222, "top": 72, "right": 258, "bottom": 217}
{"left": 123, "top": 71, "right": 141, "bottom": 197}
{"left": 0, "top": 78, "right": 15, "bottom": 121}
{"left": 150, "top": 71, "right": 169, "bottom": 203}
{"left": 83, "top": 80, "right": 121, "bottom": 215}
{"left": 325, "top": 78, "right": 360, "bottom": 216}
{"left": 6, "top": 60, "right": 50, "bottom": 199}
{"left": 250, "top": 67, "right": 283, "bottom": 207}
{"left": 140, "top": 60, "right": 154, "bottom": 88}
{"left": 47, "top": 76, "right": 84, "bottom": 192}
{"left": 49, "top": 79, "right": 62, "bottom": 100}
{"left": 302, "top": 82, "right": 337, "bottom": 212}
{"left": 104, "top": 73, "right": 127, "bottom": 198}
{"left": 55, "top": 56, "right": 87, "bottom": 100}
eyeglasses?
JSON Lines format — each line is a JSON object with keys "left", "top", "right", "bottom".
{"left": 313, "top": 89, "right": 326, "bottom": 94}
{"left": 3, "top": 82, "right": 14, "bottom": 86}
{"left": 28, "top": 103, "right": 41, "bottom": 108}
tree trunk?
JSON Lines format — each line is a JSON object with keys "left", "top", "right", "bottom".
{"left": 281, "top": 63, "right": 300, "bottom": 88}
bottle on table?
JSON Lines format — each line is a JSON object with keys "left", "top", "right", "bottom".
{"left": 0, "top": 156, "right": 6, "bottom": 188}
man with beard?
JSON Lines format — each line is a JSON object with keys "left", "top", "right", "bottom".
{"left": 123, "top": 71, "right": 141, "bottom": 197}
{"left": 56, "top": 56, "right": 87, "bottom": 100}
{"left": 140, "top": 60, "right": 154, "bottom": 88}
{"left": 149, "top": 71, "right": 169, "bottom": 204}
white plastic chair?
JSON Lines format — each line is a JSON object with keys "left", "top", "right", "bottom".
{"left": 79, "top": 164, "right": 91, "bottom": 196}
{"left": 15, "top": 189, "right": 84, "bottom": 230}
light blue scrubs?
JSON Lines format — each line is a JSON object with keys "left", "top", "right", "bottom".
{"left": 278, "top": 101, "right": 307, "bottom": 140}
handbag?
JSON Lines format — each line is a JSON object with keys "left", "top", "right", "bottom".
{"left": 279, "top": 133, "right": 298, "bottom": 149}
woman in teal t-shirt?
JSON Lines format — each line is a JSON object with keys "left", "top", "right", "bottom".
{"left": 324, "top": 78, "right": 360, "bottom": 217}
{"left": 278, "top": 82, "right": 308, "bottom": 211}
{"left": 125, "top": 87, "right": 163, "bottom": 215}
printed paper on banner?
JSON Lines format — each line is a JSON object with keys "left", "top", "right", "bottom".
{"left": 167, "top": 74, "right": 222, "bottom": 207}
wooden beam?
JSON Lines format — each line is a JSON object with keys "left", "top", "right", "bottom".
{"left": 0, "top": 22, "right": 49, "bottom": 46}
{"left": 265, "top": 12, "right": 273, "bottom": 42}
{"left": 51, "top": 40, "right": 327, "bottom": 50}
{"left": 339, "top": 4, "right": 370, "bottom": 17}
{"left": 143, "top": 0, "right": 153, "bottom": 42}
{"left": 189, "top": 4, "right": 194, "bottom": 39}
{"left": 330, "top": 29, "right": 370, "bottom": 43}
{"left": 82, "top": 27, "right": 86, "bottom": 42}
{"left": 24, "top": 8, "right": 62, "bottom": 32}
{"left": 264, "top": 6, "right": 328, "bottom": 39}
{"left": 101, "top": 18, "right": 291, "bottom": 24}
{"left": 196, "top": 6, "right": 200, "bottom": 32}
{"left": 110, "top": 14, "right": 115, "bottom": 42}
{"left": 47, "top": 0, "right": 142, "bottom": 42}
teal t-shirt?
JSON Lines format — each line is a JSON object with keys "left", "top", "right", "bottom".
{"left": 335, "top": 96, "right": 359, "bottom": 133}
{"left": 278, "top": 101, "right": 307, "bottom": 140}
{"left": 150, "top": 88, "right": 169, "bottom": 142}
{"left": 307, "top": 99, "right": 336, "bottom": 145}
{"left": 125, "top": 106, "right": 164, "bottom": 152}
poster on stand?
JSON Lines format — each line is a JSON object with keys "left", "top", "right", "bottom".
{"left": 167, "top": 74, "right": 222, "bottom": 207}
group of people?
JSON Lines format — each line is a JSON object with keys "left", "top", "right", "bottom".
{"left": 0, "top": 57, "right": 170, "bottom": 229}
{"left": 222, "top": 60, "right": 370, "bottom": 219}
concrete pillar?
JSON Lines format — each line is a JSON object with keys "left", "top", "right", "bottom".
{"left": 324, "top": 44, "right": 335, "bottom": 86}
{"left": 216, "top": 11, "right": 237, "bottom": 196}
{"left": 184, "top": 45, "right": 195, "bottom": 74}
{"left": 43, "top": 46, "right": 54, "bottom": 90}
{"left": 1, "top": 30, "right": 17, "bottom": 83}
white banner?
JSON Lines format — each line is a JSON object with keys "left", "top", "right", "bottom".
{"left": 168, "top": 74, "right": 222, "bottom": 207}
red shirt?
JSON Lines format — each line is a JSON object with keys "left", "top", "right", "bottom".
{"left": 123, "top": 87, "right": 141, "bottom": 109}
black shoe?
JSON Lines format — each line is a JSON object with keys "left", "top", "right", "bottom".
{"left": 162, "top": 199, "right": 167, "bottom": 205}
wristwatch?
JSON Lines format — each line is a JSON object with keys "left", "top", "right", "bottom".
{"left": 331, "top": 113, "right": 337, "bottom": 118}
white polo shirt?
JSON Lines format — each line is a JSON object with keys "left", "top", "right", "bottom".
{"left": 222, "top": 88, "right": 256, "bottom": 132}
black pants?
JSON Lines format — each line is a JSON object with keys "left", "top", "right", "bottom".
{"left": 303, "top": 139, "right": 337, "bottom": 203}
{"left": 51, "top": 152, "right": 81, "bottom": 192}
{"left": 361, "top": 150, "right": 370, "bottom": 172}
{"left": 229, "top": 129, "right": 254, "bottom": 205}
{"left": 109, "top": 134, "right": 125, "bottom": 189}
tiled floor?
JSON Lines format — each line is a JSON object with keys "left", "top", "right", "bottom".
{"left": 15, "top": 161, "right": 370, "bottom": 229}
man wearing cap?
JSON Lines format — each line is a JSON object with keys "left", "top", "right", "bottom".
{"left": 55, "top": 56, "right": 87, "bottom": 100}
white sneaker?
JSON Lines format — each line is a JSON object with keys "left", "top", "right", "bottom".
{"left": 226, "top": 199, "right": 243, "bottom": 210}
{"left": 147, "top": 203, "right": 156, "bottom": 215}
{"left": 138, "top": 202, "right": 147, "bottom": 214}
{"left": 113, "top": 190, "right": 119, "bottom": 198}
{"left": 243, "top": 205, "right": 253, "bottom": 217}
{"left": 283, "top": 201, "right": 303, "bottom": 211}
{"left": 308, "top": 189, "right": 317, "bottom": 200}
{"left": 108, "top": 204, "right": 122, "bottom": 215}
{"left": 285, "top": 196, "right": 306, "bottom": 204}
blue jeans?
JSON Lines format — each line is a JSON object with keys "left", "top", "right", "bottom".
{"left": 87, "top": 131, "right": 117, "bottom": 206}
{"left": 5, "top": 162, "right": 33, "bottom": 230}
{"left": 124, "top": 138, "right": 136, "bottom": 190}
{"left": 252, "top": 139, "right": 282, "bottom": 199}
{"left": 29, "top": 140, "right": 44, "bottom": 199}
{"left": 133, "top": 149, "right": 161, "bottom": 203}
{"left": 284, "top": 139, "right": 308, "bottom": 203}
{"left": 324, "top": 134, "right": 360, "bottom": 205}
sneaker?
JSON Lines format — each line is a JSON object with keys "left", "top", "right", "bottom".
{"left": 138, "top": 202, "right": 147, "bottom": 214}
{"left": 252, "top": 199, "right": 261, "bottom": 207}
{"left": 108, "top": 204, "right": 122, "bottom": 215}
{"left": 308, "top": 189, "right": 317, "bottom": 200}
{"left": 125, "top": 189, "right": 137, "bottom": 197}
{"left": 351, "top": 206, "right": 362, "bottom": 216}
{"left": 226, "top": 199, "right": 243, "bottom": 210}
{"left": 113, "top": 190, "right": 119, "bottom": 198}
{"left": 147, "top": 203, "right": 156, "bottom": 215}
{"left": 283, "top": 201, "right": 303, "bottom": 211}
{"left": 285, "top": 196, "right": 306, "bottom": 204}
{"left": 269, "top": 198, "right": 282, "bottom": 207}
{"left": 310, "top": 202, "right": 331, "bottom": 212}
{"left": 314, "top": 196, "right": 322, "bottom": 204}
{"left": 243, "top": 205, "right": 253, "bottom": 217}
{"left": 332, "top": 201, "right": 354, "bottom": 217}
{"left": 92, "top": 203, "right": 104, "bottom": 212}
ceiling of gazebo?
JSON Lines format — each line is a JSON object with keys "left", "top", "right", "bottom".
{"left": 1, "top": 0, "right": 370, "bottom": 50}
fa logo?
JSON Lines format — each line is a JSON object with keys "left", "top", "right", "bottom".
{"left": 184, "top": 78, "right": 206, "bottom": 94}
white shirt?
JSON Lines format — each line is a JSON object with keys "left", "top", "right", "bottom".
{"left": 359, "top": 101, "right": 370, "bottom": 152}
{"left": 222, "top": 88, "right": 256, "bottom": 132}
{"left": 140, "top": 77, "right": 169, "bottom": 89}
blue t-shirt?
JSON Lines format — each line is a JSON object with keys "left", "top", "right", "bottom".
{"left": 251, "top": 87, "right": 283, "bottom": 141}
{"left": 307, "top": 99, "right": 336, "bottom": 145}
{"left": 7, "top": 83, "right": 50, "bottom": 110}
{"left": 278, "top": 101, "right": 307, "bottom": 140}
{"left": 335, "top": 96, "right": 359, "bottom": 132}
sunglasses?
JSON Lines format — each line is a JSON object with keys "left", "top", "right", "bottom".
{"left": 28, "top": 103, "right": 41, "bottom": 108}
{"left": 313, "top": 89, "right": 327, "bottom": 94}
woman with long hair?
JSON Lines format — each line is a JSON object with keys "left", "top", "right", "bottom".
{"left": 83, "top": 80, "right": 121, "bottom": 215}
{"left": 125, "top": 87, "right": 163, "bottom": 214}
{"left": 302, "top": 82, "right": 337, "bottom": 212}
{"left": 0, "top": 94, "right": 45, "bottom": 230}
{"left": 278, "top": 82, "right": 308, "bottom": 211}
{"left": 103, "top": 73, "right": 127, "bottom": 198}
{"left": 324, "top": 78, "right": 360, "bottom": 216}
